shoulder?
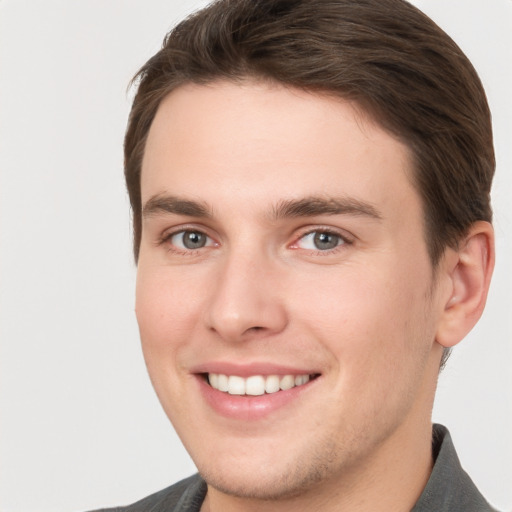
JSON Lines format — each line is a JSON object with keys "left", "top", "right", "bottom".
{"left": 88, "top": 474, "right": 206, "bottom": 512}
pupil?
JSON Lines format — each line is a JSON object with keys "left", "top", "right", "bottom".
{"left": 183, "top": 231, "right": 205, "bottom": 249}
{"left": 314, "top": 232, "right": 338, "bottom": 250}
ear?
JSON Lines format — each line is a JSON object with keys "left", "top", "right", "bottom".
{"left": 435, "top": 221, "right": 495, "bottom": 348}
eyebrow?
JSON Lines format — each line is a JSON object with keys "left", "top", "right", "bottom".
{"left": 142, "top": 194, "right": 212, "bottom": 219}
{"left": 271, "top": 196, "right": 382, "bottom": 221}
{"left": 142, "top": 194, "right": 382, "bottom": 222}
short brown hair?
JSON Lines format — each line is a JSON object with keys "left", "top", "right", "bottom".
{"left": 125, "top": 0, "right": 494, "bottom": 266}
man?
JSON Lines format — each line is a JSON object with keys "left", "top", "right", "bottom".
{"left": 99, "top": 0, "right": 497, "bottom": 510}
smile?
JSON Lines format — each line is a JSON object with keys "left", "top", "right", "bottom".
{"left": 207, "top": 373, "right": 313, "bottom": 396}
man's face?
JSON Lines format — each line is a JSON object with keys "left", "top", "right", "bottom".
{"left": 136, "top": 81, "right": 448, "bottom": 500}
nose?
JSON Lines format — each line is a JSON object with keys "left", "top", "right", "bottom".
{"left": 204, "top": 250, "right": 288, "bottom": 343}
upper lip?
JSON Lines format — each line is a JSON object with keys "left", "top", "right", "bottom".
{"left": 191, "top": 362, "right": 320, "bottom": 377}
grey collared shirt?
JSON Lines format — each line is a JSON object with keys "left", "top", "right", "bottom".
{"left": 93, "top": 424, "right": 498, "bottom": 512}
{"left": 412, "top": 424, "right": 498, "bottom": 511}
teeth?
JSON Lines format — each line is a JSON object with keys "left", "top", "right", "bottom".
{"left": 265, "top": 375, "right": 280, "bottom": 394}
{"left": 217, "top": 374, "right": 229, "bottom": 392}
{"left": 228, "top": 375, "right": 245, "bottom": 395}
{"left": 295, "top": 375, "right": 310, "bottom": 386}
{"left": 208, "top": 373, "right": 312, "bottom": 396}
{"left": 209, "top": 373, "right": 219, "bottom": 389}
{"left": 246, "top": 375, "right": 265, "bottom": 396}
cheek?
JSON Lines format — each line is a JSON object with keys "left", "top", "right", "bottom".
{"left": 343, "top": 281, "right": 435, "bottom": 407}
{"left": 135, "top": 269, "right": 201, "bottom": 345}
{"left": 291, "top": 265, "right": 434, "bottom": 378}
{"left": 290, "top": 266, "right": 413, "bottom": 337}
{"left": 135, "top": 270, "right": 198, "bottom": 414}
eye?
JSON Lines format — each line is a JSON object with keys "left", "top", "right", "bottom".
{"left": 168, "top": 230, "right": 214, "bottom": 250}
{"left": 296, "top": 230, "right": 345, "bottom": 251}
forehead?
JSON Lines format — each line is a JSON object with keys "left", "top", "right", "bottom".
{"left": 141, "top": 80, "right": 418, "bottom": 222}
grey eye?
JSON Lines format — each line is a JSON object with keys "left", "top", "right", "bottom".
{"left": 313, "top": 232, "right": 341, "bottom": 250}
{"left": 171, "top": 230, "right": 210, "bottom": 250}
{"left": 297, "top": 231, "right": 344, "bottom": 251}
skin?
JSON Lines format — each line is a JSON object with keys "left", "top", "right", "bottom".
{"left": 135, "top": 80, "right": 494, "bottom": 512}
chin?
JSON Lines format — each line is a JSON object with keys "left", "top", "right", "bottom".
{"left": 193, "top": 435, "right": 341, "bottom": 502}
{"left": 200, "top": 464, "right": 326, "bottom": 501}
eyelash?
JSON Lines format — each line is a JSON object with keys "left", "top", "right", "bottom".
{"left": 158, "top": 226, "right": 353, "bottom": 256}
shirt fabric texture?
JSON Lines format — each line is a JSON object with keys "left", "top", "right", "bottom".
{"left": 91, "top": 424, "right": 498, "bottom": 512}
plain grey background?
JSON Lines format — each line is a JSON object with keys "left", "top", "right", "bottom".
{"left": 0, "top": 1, "right": 510, "bottom": 511}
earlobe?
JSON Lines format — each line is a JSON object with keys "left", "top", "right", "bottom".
{"left": 435, "top": 221, "right": 495, "bottom": 348}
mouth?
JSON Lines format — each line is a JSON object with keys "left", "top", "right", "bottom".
{"left": 206, "top": 373, "right": 318, "bottom": 396}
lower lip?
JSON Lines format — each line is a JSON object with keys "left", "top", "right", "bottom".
{"left": 197, "top": 375, "right": 316, "bottom": 421}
